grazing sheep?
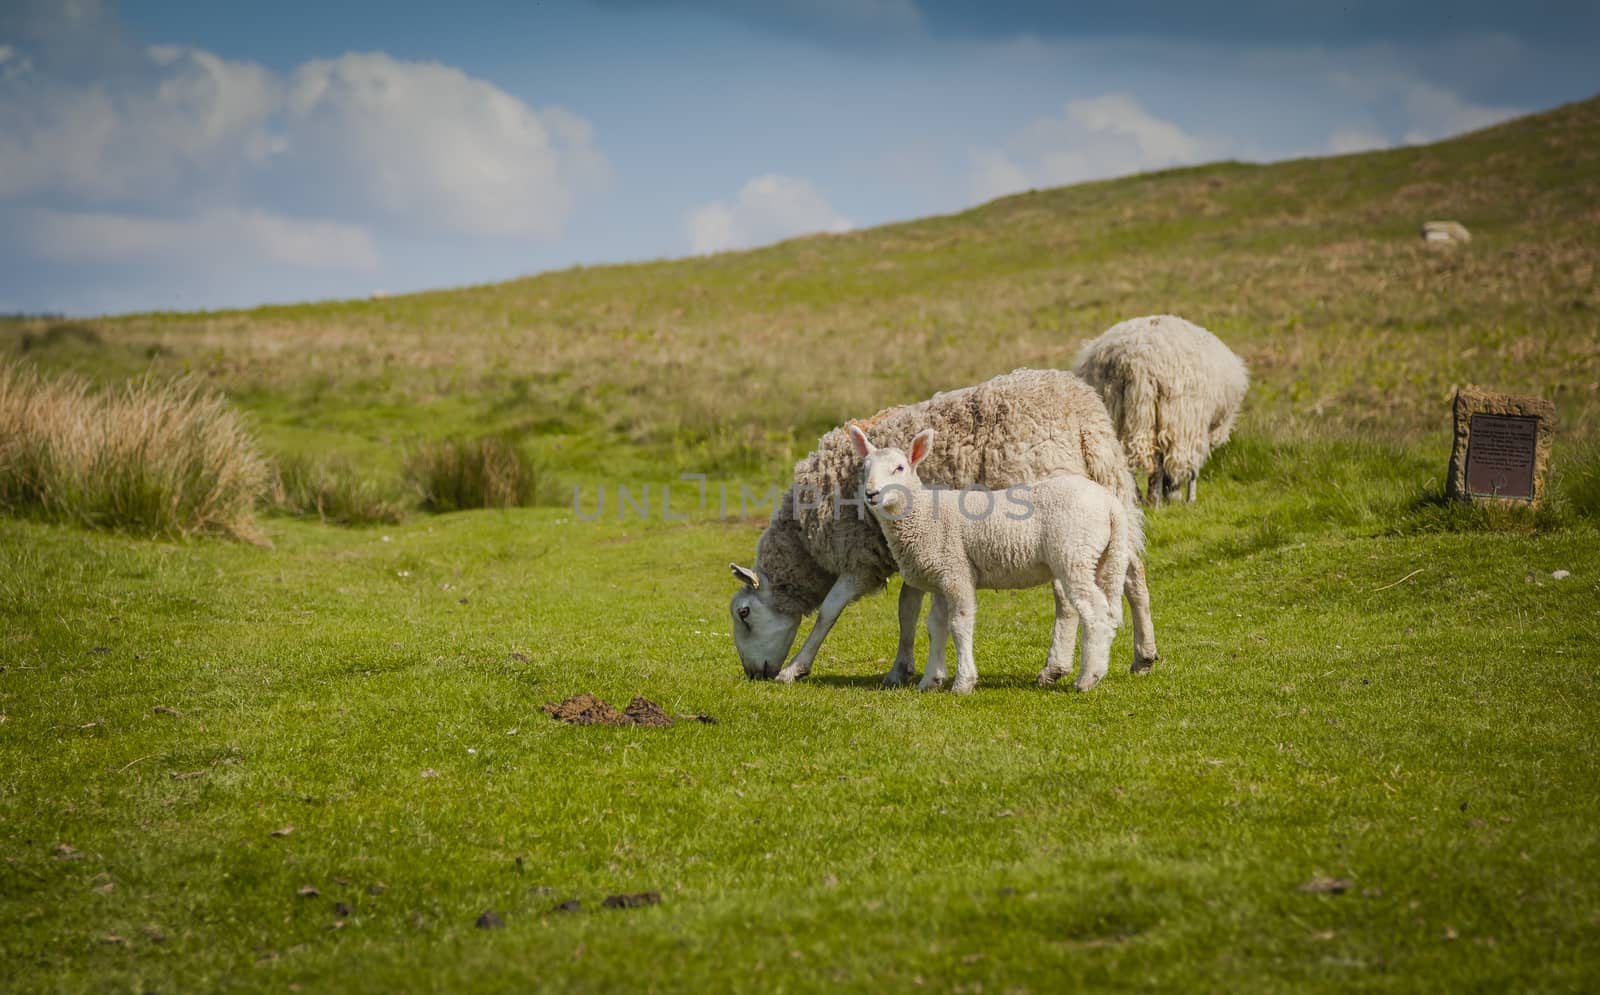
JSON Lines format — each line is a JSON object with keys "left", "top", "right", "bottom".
{"left": 1421, "top": 220, "right": 1471, "bottom": 245}
{"left": 853, "top": 425, "right": 1137, "bottom": 694}
{"left": 728, "top": 367, "right": 1159, "bottom": 685}
{"left": 1072, "top": 314, "right": 1248, "bottom": 505}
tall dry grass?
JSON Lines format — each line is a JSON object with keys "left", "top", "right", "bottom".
{"left": 0, "top": 359, "right": 270, "bottom": 541}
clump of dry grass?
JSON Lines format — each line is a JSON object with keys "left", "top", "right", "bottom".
{"left": 0, "top": 359, "right": 270, "bottom": 541}
{"left": 405, "top": 435, "right": 537, "bottom": 512}
{"left": 271, "top": 454, "right": 407, "bottom": 526}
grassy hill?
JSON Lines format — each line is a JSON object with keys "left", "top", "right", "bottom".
{"left": 2, "top": 98, "right": 1598, "bottom": 994}
{"left": 8, "top": 95, "right": 1599, "bottom": 481}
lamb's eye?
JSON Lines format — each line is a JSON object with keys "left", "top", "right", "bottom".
{"left": 738, "top": 605, "right": 750, "bottom": 621}
{"left": 894, "top": 464, "right": 904, "bottom": 473}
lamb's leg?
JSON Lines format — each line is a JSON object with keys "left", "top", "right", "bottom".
{"left": 1186, "top": 475, "right": 1197, "bottom": 503}
{"left": 1125, "top": 556, "right": 1159, "bottom": 674}
{"left": 919, "top": 592, "right": 950, "bottom": 692}
{"left": 882, "top": 583, "right": 925, "bottom": 688}
{"left": 775, "top": 573, "right": 863, "bottom": 683}
{"left": 1037, "top": 580, "right": 1078, "bottom": 687}
{"left": 947, "top": 592, "right": 979, "bottom": 695}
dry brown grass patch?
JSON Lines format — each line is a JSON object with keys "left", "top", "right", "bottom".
{"left": 0, "top": 359, "right": 270, "bottom": 541}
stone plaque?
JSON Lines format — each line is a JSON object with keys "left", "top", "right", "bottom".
{"left": 1446, "top": 386, "right": 1555, "bottom": 507}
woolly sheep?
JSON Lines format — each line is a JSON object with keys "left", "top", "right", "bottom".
{"left": 1072, "top": 314, "right": 1249, "bottom": 505}
{"left": 727, "top": 367, "right": 1159, "bottom": 684}
{"left": 852, "top": 425, "right": 1138, "bottom": 694}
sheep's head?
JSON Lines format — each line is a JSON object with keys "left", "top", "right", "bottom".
{"left": 728, "top": 563, "right": 800, "bottom": 680}
{"left": 850, "top": 425, "right": 934, "bottom": 520}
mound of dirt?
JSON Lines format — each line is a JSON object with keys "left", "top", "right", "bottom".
{"left": 622, "top": 697, "right": 674, "bottom": 727}
{"left": 543, "top": 694, "right": 715, "bottom": 728}
{"left": 542, "top": 694, "right": 625, "bottom": 725}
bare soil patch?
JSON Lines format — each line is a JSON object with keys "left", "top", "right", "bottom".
{"left": 542, "top": 693, "right": 624, "bottom": 725}
{"left": 543, "top": 694, "right": 715, "bottom": 728}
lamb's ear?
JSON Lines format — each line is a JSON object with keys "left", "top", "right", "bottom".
{"left": 909, "top": 428, "right": 935, "bottom": 468}
{"left": 729, "top": 563, "right": 760, "bottom": 589}
{"left": 848, "top": 424, "right": 874, "bottom": 458}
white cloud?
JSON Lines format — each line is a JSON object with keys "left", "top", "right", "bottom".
{"left": 0, "top": 28, "right": 605, "bottom": 241}
{"left": 686, "top": 174, "right": 852, "bottom": 254}
{"left": 282, "top": 53, "right": 607, "bottom": 237}
{"left": 1401, "top": 82, "right": 1521, "bottom": 144}
{"left": 0, "top": 45, "right": 279, "bottom": 201}
{"left": 969, "top": 93, "right": 1224, "bottom": 203}
{"left": 1320, "top": 52, "right": 1525, "bottom": 146}
{"left": 1327, "top": 127, "right": 1391, "bottom": 155}
{"left": 25, "top": 207, "right": 379, "bottom": 273}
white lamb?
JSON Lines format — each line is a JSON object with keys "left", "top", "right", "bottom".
{"left": 1072, "top": 314, "right": 1249, "bottom": 505}
{"left": 851, "top": 425, "right": 1139, "bottom": 695}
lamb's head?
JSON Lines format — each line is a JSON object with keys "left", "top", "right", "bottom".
{"left": 849, "top": 425, "right": 934, "bottom": 521}
{"left": 728, "top": 563, "right": 800, "bottom": 680}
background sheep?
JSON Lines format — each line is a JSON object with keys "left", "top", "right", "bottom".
{"left": 854, "top": 426, "right": 1137, "bottom": 695}
{"left": 1072, "top": 314, "right": 1249, "bottom": 504}
{"left": 728, "top": 367, "right": 1159, "bottom": 685}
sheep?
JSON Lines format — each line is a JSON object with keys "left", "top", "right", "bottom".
{"left": 852, "top": 425, "right": 1137, "bottom": 694}
{"left": 727, "top": 367, "right": 1159, "bottom": 685}
{"left": 1072, "top": 314, "right": 1249, "bottom": 505}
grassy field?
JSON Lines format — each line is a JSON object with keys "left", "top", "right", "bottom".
{"left": 2, "top": 97, "right": 1599, "bottom": 992}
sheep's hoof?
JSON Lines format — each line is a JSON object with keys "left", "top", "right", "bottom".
{"left": 918, "top": 677, "right": 944, "bottom": 692}
{"left": 1036, "top": 671, "right": 1061, "bottom": 688}
{"left": 880, "top": 670, "right": 911, "bottom": 689}
{"left": 773, "top": 666, "right": 807, "bottom": 684}
{"left": 951, "top": 680, "right": 977, "bottom": 695}
{"left": 1074, "top": 673, "right": 1105, "bottom": 692}
{"left": 1131, "top": 652, "right": 1159, "bottom": 675}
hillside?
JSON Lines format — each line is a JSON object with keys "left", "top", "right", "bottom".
{"left": 4, "top": 98, "right": 1600, "bottom": 993}
{"left": 7, "top": 95, "right": 1599, "bottom": 481}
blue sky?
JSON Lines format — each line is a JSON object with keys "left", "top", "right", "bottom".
{"left": 1, "top": 1, "right": 1596, "bottom": 316}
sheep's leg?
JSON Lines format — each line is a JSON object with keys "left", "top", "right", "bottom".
{"left": 1145, "top": 454, "right": 1166, "bottom": 507}
{"left": 774, "top": 574, "right": 863, "bottom": 683}
{"left": 1037, "top": 580, "right": 1079, "bottom": 688}
{"left": 1066, "top": 582, "right": 1115, "bottom": 692}
{"left": 1186, "top": 476, "right": 1197, "bottom": 503}
{"left": 947, "top": 592, "right": 979, "bottom": 695}
{"left": 882, "top": 583, "right": 925, "bottom": 688}
{"left": 1125, "top": 556, "right": 1159, "bottom": 674}
{"left": 919, "top": 592, "right": 950, "bottom": 692}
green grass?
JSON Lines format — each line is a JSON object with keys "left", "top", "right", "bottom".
{"left": 3, "top": 98, "right": 1600, "bottom": 991}
{"left": 2, "top": 446, "right": 1597, "bottom": 992}
{"left": 270, "top": 453, "right": 408, "bottom": 526}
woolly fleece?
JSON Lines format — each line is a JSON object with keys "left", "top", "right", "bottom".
{"left": 753, "top": 367, "right": 1136, "bottom": 618}
{"left": 1072, "top": 314, "right": 1249, "bottom": 491}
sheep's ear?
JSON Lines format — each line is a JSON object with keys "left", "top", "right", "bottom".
{"left": 729, "top": 563, "right": 760, "bottom": 589}
{"left": 848, "top": 424, "right": 874, "bottom": 458}
{"left": 909, "top": 428, "right": 935, "bottom": 468}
